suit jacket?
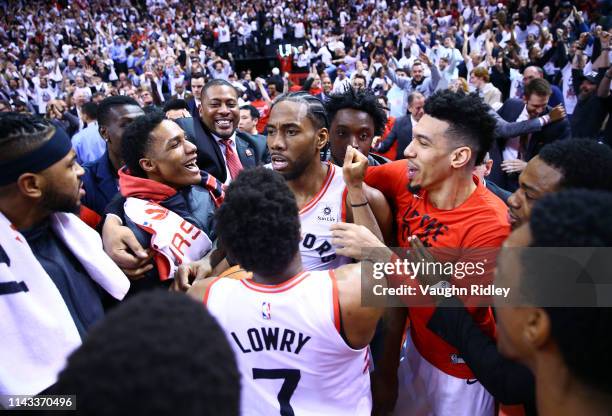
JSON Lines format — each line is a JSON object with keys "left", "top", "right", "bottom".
{"left": 82, "top": 151, "right": 119, "bottom": 215}
{"left": 186, "top": 97, "right": 198, "bottom": 116}
{"left": 377, "top": 114, "right": 413, "bottom": 160}
{"left": 191, "top": 115, "right": 269, "bottom": 182}
{"left": 485, "top": 180, "right": 511, "bottom": 205}
{"left": 490, "top": 98, "right": 571, "bottom": 191}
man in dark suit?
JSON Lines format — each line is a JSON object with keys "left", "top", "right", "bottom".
{"left": 186, "top": 72, "right": 205, "bottom": 116}
{"left": 192, "top": 79, "right": 268, "bottom": 183}
{"left": 474, "top": 152, "right": 512, "bottom": 204}
{"left": 375, "top": 91, "right": 425, "bottom": 160}
{"left": 489, "top": 78, "right": 571, "bottom": 192}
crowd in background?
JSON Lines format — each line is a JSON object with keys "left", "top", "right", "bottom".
{"left": 1, "top": 0, "right": 611, "bottom": 144}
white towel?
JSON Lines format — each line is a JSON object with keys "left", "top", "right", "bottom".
{"left": 0, "top": 212, "right": 130, "bottom": 401}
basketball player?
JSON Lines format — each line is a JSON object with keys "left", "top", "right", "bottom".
{"left": 331, "top": 90, "right": 509, "bottom": 415}
{"left": 266, "top": 92, "right": 392, "bottom": 270}
{"left": 176, "top": 92, "right": 392, "bottom": 283}
{"left": 188, "top": 167, "right": 384, "bottom": 415}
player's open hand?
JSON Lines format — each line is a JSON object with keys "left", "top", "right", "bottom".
{"left": 501, "top": 158, "right": 527, "bottom": 174}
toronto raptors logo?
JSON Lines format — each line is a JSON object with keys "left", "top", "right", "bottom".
{"left": 144, "top": 202, "right": 169, "bottom": 220}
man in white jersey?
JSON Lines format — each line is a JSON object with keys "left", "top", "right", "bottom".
{"left": 265, "top": 92, "right": 392, "bottom": 271}
{"left": 176, "top": 92, "right": 392, "bottom": 282}
{"left": 188, "top": 167, "right": 384, "bottom": 415}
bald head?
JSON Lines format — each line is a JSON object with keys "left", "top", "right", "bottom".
{"left": 523, "top": 66, "right": 544, "bottom": 85}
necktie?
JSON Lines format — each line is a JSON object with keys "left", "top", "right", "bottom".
{"left": 518, "top": 133, "right": 530, "bottom": 161}
{"left": 221, "top": 138, "right": 243, "bottom": 180}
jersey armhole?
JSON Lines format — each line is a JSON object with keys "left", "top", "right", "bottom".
{"left": 328, "top": 269, "right": 341, "bottom": 333}
{"left": 203, "top": 276, "right": 223, "bottom": 306}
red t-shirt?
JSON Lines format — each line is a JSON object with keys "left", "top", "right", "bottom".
{"left": 365, "top": 160, "right": 510, "bottom": 378}
{"left": 250, "top": 100, "right": 271, "bottom": 134}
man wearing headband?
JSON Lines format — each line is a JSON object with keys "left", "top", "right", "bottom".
{"left": 0, "top": 113, "right": 129, "bottom": 400}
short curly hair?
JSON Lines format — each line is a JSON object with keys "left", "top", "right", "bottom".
{"left": 121, "top": 110, "right": 166, "bottom": 178}
{"left": 423, "top": 90, "right": 496, "bottom": 165}
{"left": 538, "top": 139, "right": 612, "bottom": 191}
{"left": 325, "top": 88, "right": 388, "bottom": 136}
{"left": 526, "top": 190, "right": 612, "bottom": 396}
{"left": 215, "top": 167, "right": 301, "bottom": 276}
{"left": 52, "top": 291, "right": 240, "bottom": 415}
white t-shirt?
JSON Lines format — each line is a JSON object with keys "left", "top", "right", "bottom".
{"left": 218, "top": 25, "right": 231, "bottom": 43}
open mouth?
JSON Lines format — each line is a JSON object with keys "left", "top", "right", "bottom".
{"left": 184, "top": 159, "right": 199, "bottom": 173}
{"left": 271, "top": 155, "right": 289, "bottom": 170}
{"left": 407, "top": 163, "right": 419, "bottom": 180}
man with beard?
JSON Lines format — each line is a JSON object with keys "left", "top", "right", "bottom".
{"left": 387, "top": 54, "right": 441, "bottom": 98}
{"left": 331, "top": 91, "right": 508, "bottom": 415}
{"left": 265, "top": 92, "right": 392, "bottom": 270}
{"left": 0, "top": 113, "right": 129, "bottom": 400}
{"left": 192, "top": 79, "right": 268, "bottom": 184}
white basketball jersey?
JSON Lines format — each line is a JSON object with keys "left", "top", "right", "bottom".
{"left": 299, "top": 163, "right": 351, "bottom": 271}
{"left": 205, "top": 270, "right": 372, "bottom": 416}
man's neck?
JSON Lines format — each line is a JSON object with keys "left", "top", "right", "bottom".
{"left": 0, "top": 198, "right": 50, "bottom": 231}
{"left": 250, "top": 127, "right": 258, "bottom": 135}
{"left": 427, "top": 172, "right": 477, "bottom": 210}
{"left": 108, "top": 151, "right": 123, "bottom": 174}
{"left": 287, "top": 160, "right": 328, "bottom": 210}
{"left": 252, "top": 254, "right": 303, "bottom": 285}
{"left": 535, "top": 355, "right": 612, "bottom": 416}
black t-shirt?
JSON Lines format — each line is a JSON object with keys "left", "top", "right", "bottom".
{"left": 22, "top": 219, "right": 105, "bottom": 339}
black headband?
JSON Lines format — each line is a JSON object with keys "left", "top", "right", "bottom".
{"left": 0, "top": 126, "right": 72, "bottom": 186}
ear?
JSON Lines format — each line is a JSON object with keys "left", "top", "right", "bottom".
{"left": 139, "top": 157, "right": 156, "bottom": 174}
{"left": 523, "top": 307, "right": 551, "bottom": 349}
{"left": 450, "top": 146, "right": 472, "bottom": 169}
{"left": 315, "top": 127, "right": 329, "bottom": 151}
{"left": 99, "top": 124, "right": 109, "bottom": 142}
{"left": 16, "top": 173, "right": 44, "bottom": 200}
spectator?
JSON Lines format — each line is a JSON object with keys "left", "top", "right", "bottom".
{"left": 71, "top": 102, "right": 106, "bottom": 165}
{"left": 492, "top": 78, "right": 571, "bottom": 191}
{"left": 470, "top": 67, "right": 503, "bottom": 109}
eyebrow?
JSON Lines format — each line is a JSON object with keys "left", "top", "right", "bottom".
{"left": 165, "top": 134, "right": 183, "bottom": 149}
{"left": 520, "top": 181, "right": 539, "bottom": 194}
{"left": 266, "top": 122, "right": 301, "bottom": 129}
{"left": 413, "top": 132, "right": 432, "bottom": 143}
